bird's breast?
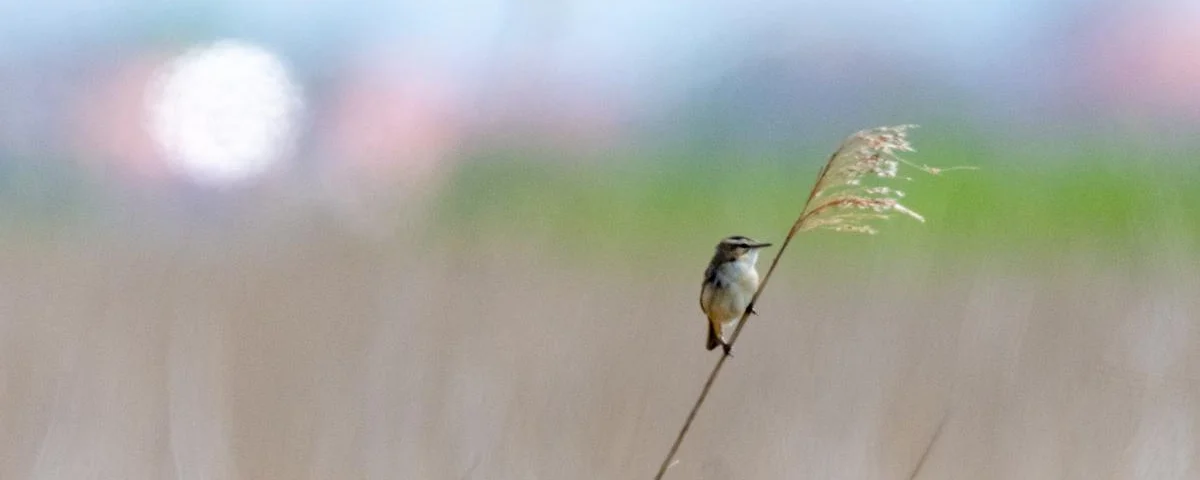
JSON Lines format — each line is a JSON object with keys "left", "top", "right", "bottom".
{"left": 725, "top": 262, "right": 760, "bottom": 294}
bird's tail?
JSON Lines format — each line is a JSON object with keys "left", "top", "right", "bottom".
{"left": 706, "top": 321, "right": 721, "bottom": 351}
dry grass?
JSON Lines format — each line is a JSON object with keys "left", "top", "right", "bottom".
{"left": 0, "top": 193, "right": 1197, "bottom": 479}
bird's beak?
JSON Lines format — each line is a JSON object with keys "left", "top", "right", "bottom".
{"left": 750, "top": 242, "right": 773, "bottom": 249}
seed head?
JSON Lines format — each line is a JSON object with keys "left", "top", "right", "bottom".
{"left": 797, "top": 125, "right": 945, "bottom": 235}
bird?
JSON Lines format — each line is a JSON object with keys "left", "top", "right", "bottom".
{"left": 699, "top": 235, "right": 772, "bottom": 354}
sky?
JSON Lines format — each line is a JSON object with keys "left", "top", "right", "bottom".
{"left": 1, "top": 0, "right": 1197, "bottom": 191}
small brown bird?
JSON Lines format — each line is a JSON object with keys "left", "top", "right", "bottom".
{"left": 699, "top": 236, "right": 772, "bottom": 354}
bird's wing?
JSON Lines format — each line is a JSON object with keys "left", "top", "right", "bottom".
{"left": 699, "top": 263, "right": 718, "bottom": 315}
{"left": 701, "top": 264, "right": 727, "bottom": 351}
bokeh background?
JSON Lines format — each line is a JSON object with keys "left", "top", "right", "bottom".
{"left": 2, "top": 1, "right": 1199, "bottom": 479}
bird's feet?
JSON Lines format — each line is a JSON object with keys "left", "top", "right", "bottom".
{"left": 722, "top": 343, "right": 733, "bottom": 357}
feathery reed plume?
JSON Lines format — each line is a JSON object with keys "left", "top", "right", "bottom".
{"left": 654, "top": 125, "right": 958, "bottom": 480}
{"left": 797, "top": 124, "right": 927, "bottom": 235}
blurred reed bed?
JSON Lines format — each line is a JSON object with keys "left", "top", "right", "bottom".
{"left": 1, "top": 217, "right": 1197, "bottom": 478}
{"left": 0, "top": 132, "right": 1197, "bottom": 478}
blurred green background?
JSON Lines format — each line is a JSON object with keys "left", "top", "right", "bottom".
{"left": 2, "top": 1, "right": 1199, "bottom": 479}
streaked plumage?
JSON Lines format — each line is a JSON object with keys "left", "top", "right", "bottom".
{"left": 699, "top": 236, "right": 772, "bottom": 353}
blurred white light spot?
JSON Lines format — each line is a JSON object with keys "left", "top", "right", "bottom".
{"left": 147, "top": 40, "right": 303, "bottom": 186}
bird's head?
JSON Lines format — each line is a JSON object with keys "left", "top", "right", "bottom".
{"left": 715, "top": 235, "right": 773, "bottom": 263}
